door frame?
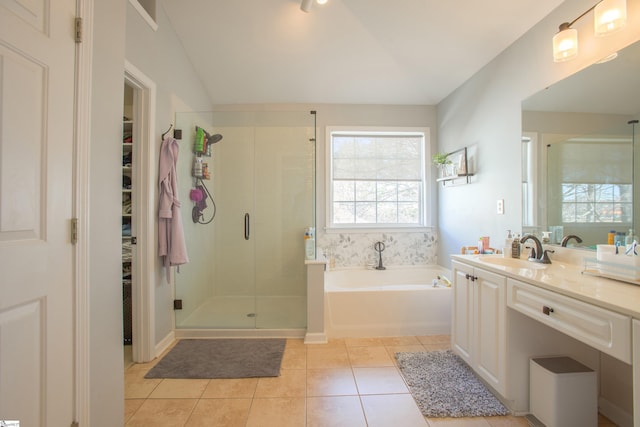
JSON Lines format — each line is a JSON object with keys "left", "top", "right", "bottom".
{"left": 74, "top": 0, "right": 93, "bottom": 424}
{"left": 125, "top": 60, "right": 157, "bottom": 363}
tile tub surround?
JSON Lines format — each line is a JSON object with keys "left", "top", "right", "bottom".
{"left": 124, "top": 335, "right": 619, "bottom": 426}
{"left": 318, "top": 230, "right": 438, "bottom": 268}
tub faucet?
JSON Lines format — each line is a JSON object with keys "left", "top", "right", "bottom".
{"left": 520, "top": 234, "right": 554, "bottom": 264}
{"left": 561, "top": 234, "right": 583, "bottom": 247}
{"left": 374, "top": 241, "right": 386, "bottom": 270}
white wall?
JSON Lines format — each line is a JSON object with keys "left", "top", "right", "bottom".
{"left": 436, "top": 0, "right": 640, "bottom": 268}
{"left": 125, "top": 2, "right": 213, "bottom": 347}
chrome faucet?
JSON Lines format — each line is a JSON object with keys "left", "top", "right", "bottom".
{"left": 561, "top": 234, "right": 583, "bottom": 247}
{"left": 520, "top": 234, "right": 554, "bottom": 264}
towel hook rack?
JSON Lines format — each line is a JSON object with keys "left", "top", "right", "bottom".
{"left": 161, "top": 124, "right": 173, "bottom": 140}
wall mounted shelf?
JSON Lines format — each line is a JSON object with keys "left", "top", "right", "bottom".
{"left": 436, "top": 147, "right": 474, "bottom": 186}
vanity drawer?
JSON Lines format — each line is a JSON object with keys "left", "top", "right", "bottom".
{"left": 507, "top": 279, "right": 631, "bottom": 363}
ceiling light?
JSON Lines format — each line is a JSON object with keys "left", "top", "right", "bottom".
{"left": 594, "top": 0, "right": 627, "bottom": 35}
{"left": 300, "top": 0, "right": 312, "bottom": 12}
{"left": 300, "top": 0, "right": 327, "bottom": 13}
{"left": 553, "top": 23, "right": 578, "bottom": 62}
{"left": 552, "top": 0, "right": 627, "bottom": 62}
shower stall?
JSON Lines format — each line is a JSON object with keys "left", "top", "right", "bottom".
{"left": 173, "top": 110, "right": 316, "bottom": 336}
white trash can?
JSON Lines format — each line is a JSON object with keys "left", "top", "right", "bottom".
{"left": 529, "top": 356, "right": 597, "bottom": 427}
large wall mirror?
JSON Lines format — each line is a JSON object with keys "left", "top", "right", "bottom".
{"left": 522, "top": 40, "right": 640, "bottom": 249}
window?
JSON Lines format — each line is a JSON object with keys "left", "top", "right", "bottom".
{"left": 549, "top": 139, "right": 633, "bottom": 224}
{"left": 327, "top": 127, "right": 429, "bottom": 229}
{"left": 561, "top": 183, "right": 632, "bottom": 223}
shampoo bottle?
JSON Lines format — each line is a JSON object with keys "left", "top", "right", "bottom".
{"left": 304, "top": 227, "right": 315, "bottom": 260}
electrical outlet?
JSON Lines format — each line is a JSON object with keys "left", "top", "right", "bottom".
{"left": 497, "top": 199, "right": 504, "bottom": 215}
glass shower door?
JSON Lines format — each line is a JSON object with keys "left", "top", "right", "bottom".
{"left": 174, "top": 110, "right": 314, "bottom": 330}
{"left": 253, "top": 120, "right": 314, "bottom": 329}
{"left": 211, "top": 124, "right": 257, "bottom": 327}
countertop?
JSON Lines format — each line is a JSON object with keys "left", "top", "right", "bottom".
{"left": 451, "top": 254, "right": 640, "bottom": 319}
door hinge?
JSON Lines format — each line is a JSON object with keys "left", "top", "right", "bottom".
{"left": 174, "top": 299, "right": 183, "bottom": 310}
{"left": 71, "top": 421, "right": 79, "bottom": 427}
{"left": 71, "top": 218, "right": 78, "bottom": 244}
{"left": 75, "top": 17, "right": 83, "bottom": 43}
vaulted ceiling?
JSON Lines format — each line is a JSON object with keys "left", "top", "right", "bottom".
{"left": 161, "top": 0, "right": 565, "bottom": 105}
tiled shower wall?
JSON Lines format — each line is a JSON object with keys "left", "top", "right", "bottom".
{"left": 317, "top": 229, "right": 438, "bottom": 268}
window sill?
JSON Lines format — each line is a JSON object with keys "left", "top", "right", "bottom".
{"left": 324, "top": 226, "right": 434, "bottom": 234}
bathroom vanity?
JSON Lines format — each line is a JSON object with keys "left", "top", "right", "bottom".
{"left": 451, "top": 253, "right": 640, "bottom": 426}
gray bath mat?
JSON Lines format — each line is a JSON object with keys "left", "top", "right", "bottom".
{"left": 145, "top": 338, "right": 286, "bottom": 379}
{"left": 395, "top": 350, "right": 509, "bottom": 417}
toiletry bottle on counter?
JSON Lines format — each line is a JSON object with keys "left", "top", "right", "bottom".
{"left": 608, "top": 230, "right": 616, "bottom": 245}
{"left": 511, "top": 234, "right": 520, "bottom": 258}
{"left": 504, "top": 230, "right": 513, "bottom": 257}
{"left": 304, "top": 227, "right": 315, "bottom": 260}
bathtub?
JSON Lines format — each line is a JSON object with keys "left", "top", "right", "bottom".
{"left": 324, "top": 266, "right": 452, "bottom": 338}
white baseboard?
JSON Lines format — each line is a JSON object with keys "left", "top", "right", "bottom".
{"left": 599, "top": 396, "right": 633, "bottom": 427}
{"left": 304, "top": 332, "right": 328, "bottom": 344}
{"left": 154, "top": 330, "right": 176, "bottom": 359}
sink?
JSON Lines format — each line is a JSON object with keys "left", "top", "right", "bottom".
{"left": 478, "top": 256, "right": 549, "bottom": 270}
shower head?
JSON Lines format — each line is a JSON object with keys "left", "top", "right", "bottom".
{"left": 207, "top": 133, "right": 223, "bottom": 145}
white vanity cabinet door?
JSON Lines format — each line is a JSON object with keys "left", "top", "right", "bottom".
{"left": 474, "top": 268, "right": 507, "bottom": 393}
{"left": 507, "top": 278, "right": 631, "bottom": 364}
{"left": 452, "top": 261, "right": 474, "bottom": 365}
{"left": 451, "top": 260, "right": 507, "bottom": 394}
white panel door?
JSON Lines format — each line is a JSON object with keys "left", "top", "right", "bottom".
{"left": 0, "top": 0, "right": 76, "bottom": 425}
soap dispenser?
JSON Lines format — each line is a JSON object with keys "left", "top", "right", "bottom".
{"left": 504, "top": 230, "right": 513, "bottom": 257}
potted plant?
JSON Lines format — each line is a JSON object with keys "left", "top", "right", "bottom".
{"left": 432, "top": 152, "right": 455, "bottom": 177}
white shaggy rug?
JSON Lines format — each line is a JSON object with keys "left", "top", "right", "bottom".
{"left": 395, "top": 350, "right": 509, "bottom": 417}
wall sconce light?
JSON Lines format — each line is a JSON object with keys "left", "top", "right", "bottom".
{"left": 301, "top": 0, "right": 328, "bottom": 13}
{"left": 553, "top": 0, "right": 627, "bottom": 62}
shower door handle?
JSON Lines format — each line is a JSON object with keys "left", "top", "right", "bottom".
{"left": 244, "top": 213, "right": 250, "bottom": 240}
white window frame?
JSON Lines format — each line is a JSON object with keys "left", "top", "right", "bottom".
{"left": 325, "top": 126, "right": 431, "bottom": 232}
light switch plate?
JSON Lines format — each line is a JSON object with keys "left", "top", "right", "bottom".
{"left": 497, "top": 199, "right": 504, "bottom": 215}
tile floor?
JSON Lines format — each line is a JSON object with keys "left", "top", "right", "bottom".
{"left": 124, "top": 335, "right": 618, "bottom": 426}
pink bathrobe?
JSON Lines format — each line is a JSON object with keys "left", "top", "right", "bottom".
{"left": 158, "top": 136, "right": 189, "bottom": 280}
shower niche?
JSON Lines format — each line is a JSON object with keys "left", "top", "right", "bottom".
{"left": 174, "top": 110, "right": 316, "bottom": 334}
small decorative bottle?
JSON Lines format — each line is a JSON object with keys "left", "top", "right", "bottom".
{"left": 511, "top": 234, "right": 521, "bottom": 259}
